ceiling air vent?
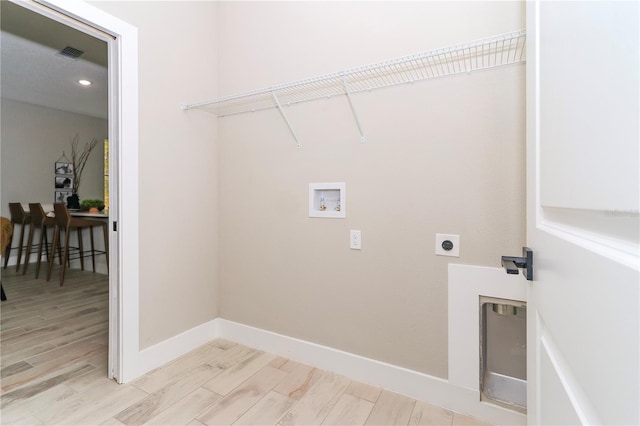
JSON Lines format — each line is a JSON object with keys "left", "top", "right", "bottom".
{"left": 57, "top": 46, "right": 85, "bottom": 60}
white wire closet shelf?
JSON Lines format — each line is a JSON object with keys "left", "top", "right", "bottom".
{"left": 181, "top": 29, "right": 526, "bottom": 146}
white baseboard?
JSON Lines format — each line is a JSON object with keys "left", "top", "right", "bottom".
{"left": 215, "top": 318, "right": 526, "bottom": 426}
{"left": 136, "top": 318, "right": 218, "bottom": 377}
{"left": 121, "top": 313, "right": 525, "bottom": 425}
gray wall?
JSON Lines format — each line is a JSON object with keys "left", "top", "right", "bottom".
{"left": 0, "top": 98, "right": 107, "bottom": 217}
{"left": 90, "top": 0, "right": 220, "bottom": 349}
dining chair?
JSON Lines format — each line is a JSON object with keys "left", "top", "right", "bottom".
{"left": 23, "top": 203, "right": 56, "bottom": 279}
{"left": 3, "top": 203, "right": 31, "bottom": 271}
{"left": 47, "top": 203, "right": 109, "bottom": 286}
{"left": 1, "top": 217, "right": 14, "bottom": 301}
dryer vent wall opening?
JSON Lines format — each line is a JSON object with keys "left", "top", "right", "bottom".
{"left": 480, "top": 297, "right": 527, "bottom": 414}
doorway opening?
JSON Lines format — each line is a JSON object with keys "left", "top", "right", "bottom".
{"left": 1, "top": 0, "right": 139, "bottom": 383}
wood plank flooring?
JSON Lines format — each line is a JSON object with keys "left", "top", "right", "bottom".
{"left": 1, "top": 267, "right": 492, "bottom": 425}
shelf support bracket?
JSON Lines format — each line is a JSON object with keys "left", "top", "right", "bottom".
{"left": 271, "top": 92, "right": 300, "bottom": 148}
{"left": 341, "top": 75, "right": 366, "bottom": 143}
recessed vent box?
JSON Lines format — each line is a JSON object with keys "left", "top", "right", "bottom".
{"left": 480, "top": 296, "right": 527, "bottom": 414}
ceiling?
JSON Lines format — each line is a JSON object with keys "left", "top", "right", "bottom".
{"left": 1, "top": 1, "right": 108, "bottom": 119}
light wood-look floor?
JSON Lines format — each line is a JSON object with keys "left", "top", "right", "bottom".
{"left": 1, "top": 267, "right": 491, "bottom": 426}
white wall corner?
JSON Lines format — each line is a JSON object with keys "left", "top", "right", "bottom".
{"left": 133, "top": 319, "right": 219, "bottom": 379}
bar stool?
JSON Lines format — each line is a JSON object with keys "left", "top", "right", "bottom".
{"left": 3, "top": 203, "right": 31, "bottom": 271}
{"left": 23, "top": 203, "right": 56, "bottom": 279}
{"left": 47, "top": 203, "right": 109, "bottom": 286}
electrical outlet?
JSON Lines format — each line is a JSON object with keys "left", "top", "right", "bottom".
{"left": 435, "top": 233, "right": 460, "bottom": 257}
{"left": 350, "top": 230, "right": 362, "bottom": 250}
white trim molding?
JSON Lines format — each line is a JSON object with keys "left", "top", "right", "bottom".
{"left": 136, "top": 319, "right": 219, "bottom": 375}
{"left": 217, "top": 316, "right": 526, "bottom": 426}
{"left": 126, "top": 311, "right": 525, "bottom": 425}
{"left": 32, "top": 0, "right": 140, "bottom": 383}
{"left": 117, "top": 263, "right": 529, "bottom": 425}
{"left": 448, "top": 264, "right": 528, "bottom": 424}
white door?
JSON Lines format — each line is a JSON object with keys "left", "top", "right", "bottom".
{"left": 526, "top": 1, "right": 639, "bottom": 424}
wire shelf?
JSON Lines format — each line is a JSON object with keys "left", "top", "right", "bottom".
{"left": 182, "top": 29, "right": 526, "bottom": 117}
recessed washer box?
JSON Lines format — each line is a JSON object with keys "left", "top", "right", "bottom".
{"left": 309, "top": 182, "right": 345, "bottom": 218}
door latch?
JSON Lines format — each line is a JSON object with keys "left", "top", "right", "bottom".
{"left": 501, "top": 247, "right": 533, "bottom": 281}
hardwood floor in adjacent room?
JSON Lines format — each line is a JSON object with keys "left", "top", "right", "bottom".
{"left": 0, "top": 267, "right": 491, "bottom": 425}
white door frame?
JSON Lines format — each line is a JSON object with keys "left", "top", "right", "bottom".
{"left": 13, "top": 0, "right": 140, "bottom": 383}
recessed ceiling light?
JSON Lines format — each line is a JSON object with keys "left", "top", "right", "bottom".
{"left": 78, "top": 79, "right": 92, "bottom": 86}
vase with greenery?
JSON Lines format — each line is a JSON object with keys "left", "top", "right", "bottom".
{"left": 81, "top": 199, "right": 105, "bottom": 212}
{"left": 67, "top": 133, "right": 98, "bottom": 209}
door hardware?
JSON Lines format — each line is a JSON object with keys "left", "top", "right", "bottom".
{"left": 501, "top": 247, "right": 533, "bottom": 281}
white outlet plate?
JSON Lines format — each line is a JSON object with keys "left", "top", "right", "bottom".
{"left": 350, "top": 230, "right": 362, "bottom": 250}
{"left": 435, "top": 233, "right": 460, "bottom": 257}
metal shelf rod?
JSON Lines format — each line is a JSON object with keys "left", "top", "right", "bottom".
{"left": 342, "top": 74, "right": 366, "bottom": 143}
{"left": 271, "top": 92, "right": 300, "bottom": 148}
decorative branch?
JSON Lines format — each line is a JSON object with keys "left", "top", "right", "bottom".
{"left": 70, "top": 133, "right": 99, "bottom": 195}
